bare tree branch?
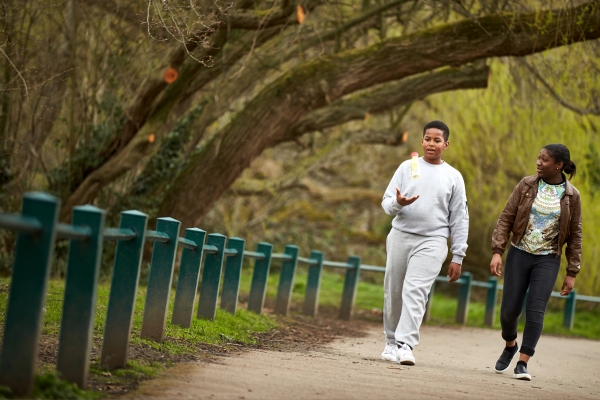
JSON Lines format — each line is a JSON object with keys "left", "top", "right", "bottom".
{"left": 280, "top": 62, "right": 489, "bottom": 142}
{"left": 517, "top": 57, "right": 600, "bottom": 116}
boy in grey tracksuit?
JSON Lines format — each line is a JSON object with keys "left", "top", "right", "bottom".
{"left": 380, "top": 120, "right": 469, "bottom": 365}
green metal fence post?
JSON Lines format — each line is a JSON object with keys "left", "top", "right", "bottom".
{"left": 339, "top": 255, "right": 361, "bottom": 321}
{"left": 171, "top": 228, "right": 206, "bottom": 327}
{"left": 0, "top": 193, "right": 59, "bottom": 397}
{"left": 424, "top": 281, "right": 436, "bottom": 323}
{"left": 455, "top": 272, "right": 472, "bottom": 324}
{"left": 100, "top": 210, "right": 148, "bottom": 369}
{"left": 274, "top": 245, "right": 300, "bottom": 316}
{"left": 56, "top": 205, "right": 106, "bottom": 388}
{"left": 303, "top": 251, "right": 323, "bottom": 317}
{"left": 248, "top": 242, "right": 273, "bottom": 315}
{"left": 197, "top": 233, "right": 227, "bottom": 320}
{"left": 563, "top": 289, "right": 576, "bottom": 330}
{"left": 484, "top": 276, "right": 499, "bottom": 327}
{"left": 141, "top": 218, "right": 181, "bottom": 342}
{"left": 220, "top": 237, "right": 246, "bottom": 315}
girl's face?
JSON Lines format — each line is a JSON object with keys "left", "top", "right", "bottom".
{"left": 537, "top": 148, "right": 563, "bottom": 182}
{"left": 421, "top": 128, "right": 448, "bottom": 164}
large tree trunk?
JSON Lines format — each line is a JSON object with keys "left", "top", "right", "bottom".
{"left": 158, "top": 1, "right": 600, "bottom": 227}
{"left": 53, "top": 1, "right": 317, "bottom": 210}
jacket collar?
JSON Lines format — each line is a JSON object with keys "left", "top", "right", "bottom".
{"left": 523, "top": 174, "right": 574, "bottom": 195}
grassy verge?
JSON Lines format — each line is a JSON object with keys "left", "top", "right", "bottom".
{"left": 0, "top": 267, "right": 598, "bottom": 398}
{"left": 0, "top": 277, "right": 277, "bottom": 399}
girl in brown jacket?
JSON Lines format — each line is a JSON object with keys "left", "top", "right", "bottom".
{"left": 489, "top": 143, "right": 582, "bottom": 381}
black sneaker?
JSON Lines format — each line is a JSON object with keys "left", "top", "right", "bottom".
{"left": 513, "top": 362, "right": 531, "bottom": 381}
{"left": 494, "top": 342, "right": 519, "bottom": 374}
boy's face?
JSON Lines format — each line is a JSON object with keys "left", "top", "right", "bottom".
{"left": 421, "top": 128, "right": 448, "bottom": 164}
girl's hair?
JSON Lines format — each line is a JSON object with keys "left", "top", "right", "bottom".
{"left": 543, "top": 143, "right": 577, "bottom": 180}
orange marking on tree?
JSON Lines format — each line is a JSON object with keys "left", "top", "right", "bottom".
{"left": 164, "top": 68, "right": 178, "bottom": 84}
{"left": 296, "top": 5, "right": 306, "bottom": 24}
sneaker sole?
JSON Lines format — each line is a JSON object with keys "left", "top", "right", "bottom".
{"left": 513, "top": 372, "right": 531, "bottom": 381}
{"left": 381, "top": 355, "right": 396, "bottom": 362}
{"left": 494, "top": 365, "right": 511, "bottom": 374}
{"left": 399, "top": 359, "right": 415, "bottom": 366}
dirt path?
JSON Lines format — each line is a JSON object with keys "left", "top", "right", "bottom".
{"left": 125, "top": 325, "right": 600, "bottom": 399}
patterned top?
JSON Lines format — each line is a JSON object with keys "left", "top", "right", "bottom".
{"left": 514, "top": 179, "right": 565, "bottom": 254}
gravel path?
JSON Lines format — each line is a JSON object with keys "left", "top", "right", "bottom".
{"left": 126, "top": 325, "right": 600, "bottom": 399}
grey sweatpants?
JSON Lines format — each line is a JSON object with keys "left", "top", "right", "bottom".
{"left": 383, "top": 228, "right": 448, "bottom": 348}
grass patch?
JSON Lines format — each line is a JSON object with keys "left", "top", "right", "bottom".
{"left": 0, "top": 265, "right": 598, "bottom": 398}
{"left": 0, "top": 276, "right": 278, "bottom": 398}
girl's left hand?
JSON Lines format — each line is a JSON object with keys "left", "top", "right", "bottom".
{"left": 560, "top": 276, "right": 575, "bottom": 296}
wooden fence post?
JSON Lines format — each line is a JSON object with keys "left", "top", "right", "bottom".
{"left": 141, "top": 218, "right": 181, "bottom": 342}
{"left": 101, "top": 210, "right": 148, "bottom": 369}
{"left": 484, "top": 276, "right": 498, "bottom": 327}
{"left": 339, "top": 256, "right": 361, "bottom": 320}
{"left": 563, "top": 289, "right": 576, "bottom": 330}
{"left": 197, "top": 233, "right": 227, "bottom": 320}
{"left": 274, "top": 245, "right": 300, "bottom": 316}
{"left": 0, "top": 193, "right": 59, "bottom": 397}
{"left": 303, "top": 251, "right": 324, "bottom": 317}
{"left": 220, "top": 237, "right": 246, "bottom": 315}
{"left": 171, "top": 228, "right": 206, "bottom": 327}
{"left": 248, "top": 242, "right": 273, "bottom": 315}
{"left": 455, "top": 272, "right": 472, "bottom": 324}
{"left": 56, "top": 205, "right": 106, "bottom": 388}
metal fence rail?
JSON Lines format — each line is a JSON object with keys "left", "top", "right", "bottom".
{"left": 0, "top": 192, "right": 597, "bottom": 396}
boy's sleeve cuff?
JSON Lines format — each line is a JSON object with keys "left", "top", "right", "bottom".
{"left": 451, "top": 256, "right": 464, "bottom": 264}
{"left": 391, "top": 198, "right": 404, "bottom": 212}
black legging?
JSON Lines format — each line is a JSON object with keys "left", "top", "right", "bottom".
{"left": 500, "top": 245, "right": 561, "bottom": 357}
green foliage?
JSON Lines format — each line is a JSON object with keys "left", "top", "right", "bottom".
{"left": 0, "top": 385, "right": 12, "bottom": 399}
{"left": 47, "top": 95, "right": 125, "bottom": 201}
{"left": 0, "top": 372, "right": 98, "bottom": 400}
{"left": 109, "top": 101, "right": 208, "bottom": 216}
{"left": 582, "top": 140, "right": 600, "bottom": 194}
{"left": 30, "top": 372, "right": 96, "bottom": 400}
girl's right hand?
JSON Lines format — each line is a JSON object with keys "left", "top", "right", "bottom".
{"left": 490, "top": 253, "right": 503, "bottom": 277}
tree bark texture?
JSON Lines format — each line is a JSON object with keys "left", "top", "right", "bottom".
{"left": 158, "top": 2, "right": 600, "bottom": 227}
{"left": 280, "top": 62, "right": 489, "bottom": 142}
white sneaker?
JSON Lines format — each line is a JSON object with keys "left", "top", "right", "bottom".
{"left": 396, "top": 343, "right": 415, "bottom": 365}
{"left": 381, "top": 344, "right": 397, "bottom": 362}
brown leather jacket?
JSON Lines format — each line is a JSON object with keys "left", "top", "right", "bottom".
{"left": 491, "top": 175, "right": 582, "bottom": 277}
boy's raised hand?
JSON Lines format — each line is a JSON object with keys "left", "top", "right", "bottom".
{"left": 395, "top": 187, "right": 419, "bottom": 206}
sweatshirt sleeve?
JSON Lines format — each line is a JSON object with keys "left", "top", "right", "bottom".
{"left": 491, "top": 179, "right": 524, "bottom": 255}
{"left": 381, "top": 165, "right": 404, "bottom": 216}
{"left": 448, "top": 172, "right": 469, "bottom": 264}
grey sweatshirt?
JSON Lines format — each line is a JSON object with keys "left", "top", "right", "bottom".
{"left": 381, "top": 157, "right": 469, "bottom": 264}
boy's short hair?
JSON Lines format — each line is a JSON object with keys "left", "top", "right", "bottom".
{"left": 423, "top": 120, "right": 450, "bottom": 141}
